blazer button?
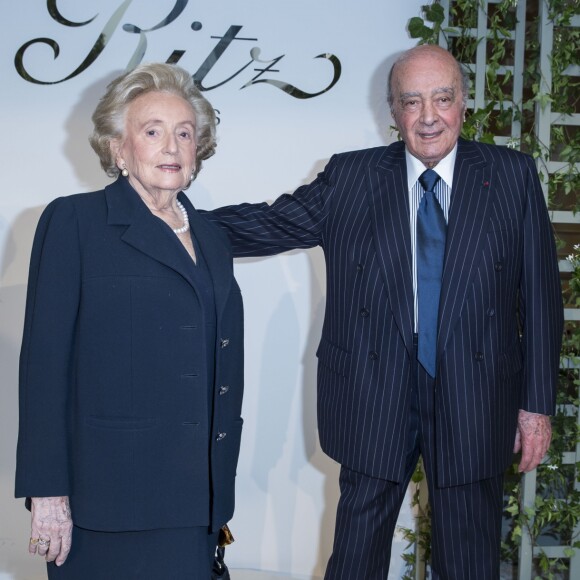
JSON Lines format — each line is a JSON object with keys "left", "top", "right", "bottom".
{"left": 220, "top": 338, "right": 230, "bottom": 348}
{"left": 357, "top": 263, "right": 364, "bottom": 272}
{"left": 494, "top": 262, "right": 503, "bottom": 272}
{"left": 369, "top": 351, "right": 378, "bottom": 360}
{"left": 219, "top": 385, "right": 230, "bottom": 395}
{"left": 360, "top": 308, "right": 370, "bottom": 318}
{"left": 216, "top": 432, "right": 227, "bottom": 441}
{"left": 487, "top": 308, "right": 496, "bottom": 317}
{"left": 475, "top": 352, "right": 484, "bottom": 361}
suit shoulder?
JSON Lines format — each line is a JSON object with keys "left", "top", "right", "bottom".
{"left": 66, "top": 189, "right": 107, "bottom": 209}
{"left": 330, "top": 145, "right": 396, "bottom": 169}
{"left": 43, "top": 189, "right": 106, "bottom": 212}
{"left": 469, "top": 140, "right": 533, "bottom": 166}
{"left": 37, "top": 189, "right": 106, "bottom": 233}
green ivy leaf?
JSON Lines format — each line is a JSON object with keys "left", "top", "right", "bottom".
{"left": 409, "top": 17, "right": 429, "bottom": 39}
{"left": 424, "top": 2, "right": 445, "bottom": 24}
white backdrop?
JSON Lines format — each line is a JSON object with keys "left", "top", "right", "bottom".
{"left": 0, "top": 1, "right": 425, "bottom": 578}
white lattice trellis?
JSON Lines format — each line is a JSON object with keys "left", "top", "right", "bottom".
{"left": 411, "top": 1, "right": 580, "bottom": 578}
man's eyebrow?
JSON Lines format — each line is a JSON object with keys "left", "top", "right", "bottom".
{"left": 398, "top": 86, "right": 456, "bottom": 102}
{"left": 432, "top": 86, "right": 455, "bottom": 97}
{"left": 399, "top": 91, "right": 421, "bottom": 101}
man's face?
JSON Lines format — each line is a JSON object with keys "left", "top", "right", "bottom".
{"left": 391, "top": 49, "right": 465, "bottom": 167}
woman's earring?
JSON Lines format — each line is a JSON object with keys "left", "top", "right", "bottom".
{"left": 121, "top": 165, "right": 129, "bottom": 177}
{"left": 183, "top": 169, "right": 195, "bottom": 190}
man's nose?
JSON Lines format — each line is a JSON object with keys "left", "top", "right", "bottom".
{"left": 420, "top": 102, "right": 438, "bottom": 125}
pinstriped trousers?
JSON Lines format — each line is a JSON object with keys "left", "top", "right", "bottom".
{"left": 324, "top": 337, "right": 504, "bottom": 580}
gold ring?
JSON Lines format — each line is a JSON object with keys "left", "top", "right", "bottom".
{"left": 29, "top": 537, "right": 39, "bottom": 545}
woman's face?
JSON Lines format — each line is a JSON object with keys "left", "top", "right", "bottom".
{"left": 114, "top": 91, "right": 197, "bottom": 199}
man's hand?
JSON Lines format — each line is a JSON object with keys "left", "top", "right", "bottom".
{"left": 29, "top": 496, "right": 72, "bottom": 566}
{"left": 513, "top": 410, "right": 552, "bottom": 473}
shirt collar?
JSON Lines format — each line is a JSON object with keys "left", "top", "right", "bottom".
{"left": 405, "top": 144, "right": 457, "bottom": 190}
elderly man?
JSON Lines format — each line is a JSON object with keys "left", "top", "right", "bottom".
{"left": 207, "top": 45, "right": 563, "bottom": 578}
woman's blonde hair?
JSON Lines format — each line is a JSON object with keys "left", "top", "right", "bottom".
{"left": 89, "top": 63, "right": 217, "bottom": 179}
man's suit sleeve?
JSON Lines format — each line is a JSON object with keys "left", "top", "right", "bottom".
{"left": 519, "top": 156, "right": 563, "bottom": 415}
{"left": 15, "top": 197, "right": 81, "bottom": 498}
{"left": 204, "top": 156, "right": 340, "bottom": 257}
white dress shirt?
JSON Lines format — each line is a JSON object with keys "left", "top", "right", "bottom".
{"left": 406, "top": 145, "right": 457, "bottom": 332}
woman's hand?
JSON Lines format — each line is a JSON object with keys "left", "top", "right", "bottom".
{"left": 29, "top": 496, "right": 72, "bottom": 566}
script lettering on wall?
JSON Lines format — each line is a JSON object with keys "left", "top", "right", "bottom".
{"left": 15, "top": 0, "right": 341, "bottom": 98}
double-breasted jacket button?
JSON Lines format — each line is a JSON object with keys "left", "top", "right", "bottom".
{"left": 369, "top": 351, "right": 379, "bottom": 360}
{"left": 357, "top": 263, "right": 364, "bottom": 272}
{"left": 216, "top": 432, "right": 227, "bottom": 441}
{"left": 475, "top": 351, "right": 484, "bottom": 361}
{"left": 220, "top": 338, "right": 230, "bottom": 348}
{"left": 219, "top": 385, "right": 230, "bottom": 395}
{"left": 494, "top": 261, "right": 503, "bottom": 272}
{"left": 487, "top": 308, "right": 496, "bottom": 317}
{"left": 360, "top": 308, "right": 370, "bottom": 318}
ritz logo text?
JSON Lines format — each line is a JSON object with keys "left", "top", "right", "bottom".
{"left": 15, "top": 0, "right": 342, "bottom": 99}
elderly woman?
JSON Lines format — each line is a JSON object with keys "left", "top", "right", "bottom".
{"left": 15, "top": 63, "right": 243, "bottom": 579}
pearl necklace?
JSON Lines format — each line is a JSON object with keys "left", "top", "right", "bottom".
{"left": 173, "top": 201, "right": 190, "bottom": 234}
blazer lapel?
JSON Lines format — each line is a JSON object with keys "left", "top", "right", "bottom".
{"left": 179, "top": 193, "right": 233, "bottom": 318}
{"left": 437, "top": 139, "right": 495, "bottom": 358}
{"left": 105, "top": 177, "right": 199, "bottom": 291}
{"left": 366, "top": 143, "right": 415, "bottom": 358}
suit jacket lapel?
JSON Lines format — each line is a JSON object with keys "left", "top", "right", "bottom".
{"left": 437, "top": 139, "right": 495, "bottom": 357}
{"left": 366, "top": 143, "right": 415, "bottom": 358}
{"left": 105, "top": 177, "right": 200, "bottom": 293}
{"left": 179, "top": 193, "right": 232, "bottom": 318}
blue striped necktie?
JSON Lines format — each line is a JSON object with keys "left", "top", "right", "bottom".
{"left": 417, "top": 169, "right": 446, "bottom": 378}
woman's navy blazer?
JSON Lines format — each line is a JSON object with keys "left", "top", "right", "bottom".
{"left": 15, "top": 177, "right": 244, "bottom": 532}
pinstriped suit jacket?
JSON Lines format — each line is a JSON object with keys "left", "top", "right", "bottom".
{"left": 207, "top": 138, "right": 563, "bottom": 487}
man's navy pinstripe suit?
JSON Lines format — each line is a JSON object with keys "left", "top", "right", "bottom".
{"left": 206, "top": 138, "right": 563, "bottom": 578}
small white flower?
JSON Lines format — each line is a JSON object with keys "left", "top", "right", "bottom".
{"left": 546, "top": 464, "right": 558, "bottom": 470}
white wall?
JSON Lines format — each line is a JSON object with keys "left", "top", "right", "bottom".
{"left": 0, "top": 1, "right": 425, "bottom": 578}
